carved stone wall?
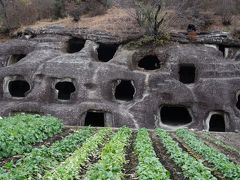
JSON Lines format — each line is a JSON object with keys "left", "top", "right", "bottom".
{"left": 0, "top": 28, "right": 240, "bottom": 132}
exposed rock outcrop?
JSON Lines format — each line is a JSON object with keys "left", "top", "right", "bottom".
{"left": 0, "top": 27, "right": 240, "bottom": 132}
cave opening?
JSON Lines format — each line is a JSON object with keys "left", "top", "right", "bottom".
{"left": 209, "top": 114, "right": 225, "bottom": 132}
{"left": 55, "top": 81, "right": 76, "bottom": 100}
{"left": 114, "top": 80, "right": 135, "bottom": 101}
{"left": 236, "top": 93, "right": 240, "bottom": 110}
{"left": 8, "top": 80, "right": 30, "bottom": 97}
{"left": 67, "top": 38, "right": 85, "bottom": 53}
{"left": 84, "top": 111, "right": 105, "bottom": 127}
{"left": 161, "top": 106, "right": 192, "bottom": 126}
{"left": 218, "top": 45, "right": 226, "bottom": 57}
{"left": 7, "top": 54, "right": 26, "bottom": 65}
{"left": 179, "top": 64, "right": 196, "bottom": 84}
{"left": 138, "top": 55, "right": 160, "bottom": 70}
{"left": 97, "top": 44, "right": 118, "bottom": 62}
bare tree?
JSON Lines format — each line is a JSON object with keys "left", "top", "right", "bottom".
{"left": 133, "top": 0, "right": 168, "bottom": 36}
{"left": 131, "top": 0, "right": 191, "bottom": 36}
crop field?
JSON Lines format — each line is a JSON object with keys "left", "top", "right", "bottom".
{"left": 0, "top": 114, "right": 240, "bottom": 180}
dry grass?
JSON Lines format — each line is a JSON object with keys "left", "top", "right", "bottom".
{"left": 13, "top": 6, "right": 240, "bottom": 39}
{"left": 17, "top": 7, "right": 142, "bottom": 37}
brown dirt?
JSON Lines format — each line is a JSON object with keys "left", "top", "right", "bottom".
{"left": 195, "top": 133, "right": 240, "bottom": 164}
{"left": 17, "top": 7, "right": 142, "bottom": 38}
{"left": 171, "top": 134, "right": 224, "bottom": 180}
{"left": 211, "top": 132, "right": 240, "bottom": 150}
{"left": 0, "top": 128, "right": 73, "bottom": 167}
{"left": 79, "top": 130, "right": 112, "bottom": 179}
{"left": 124, "top": 132, "right": 137, "bottom": 180}
{"left": 150, "top": 132, "right": 186, "bottom": 180}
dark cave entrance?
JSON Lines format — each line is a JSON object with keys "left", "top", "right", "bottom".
{"left": 84, "top": 111, "right": 105, "bottom": 127}
{"left": 67, "top": 38, "right": 85, "bottom": 53}
{"left": 138, "top": 55, "right": 160, "bottom": 70}
{"left": 209, "top": 114, "right": 225, "bottom": 132}
{"left": 97, "top": 44, "right": 118, "bottom": 62}
{"left": 114, "top": 80, "right": 135, "bottom": 101}
{"left": 236, "top": 94, "right": 240, "bottom": 110}
{"left": 179, "top": 64, "right": 196, "bottom": 84}
{"left": 8, "top": 80, "right": 30, "bottom": 97}
{"left": 55, "top": 82, "right": 76, "bottom": 100}
{"left": 161, "top": 106, "right": 192, "bottom": 126}
{"left": 7, "top": 54, "right": 26, "bottom": 65}
{"left": 218, "top": 45, "right": 226, "bottom": 57}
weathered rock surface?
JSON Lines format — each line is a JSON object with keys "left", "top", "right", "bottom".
{"left": 0, "top": 28, "right": 240, "bottom": 132}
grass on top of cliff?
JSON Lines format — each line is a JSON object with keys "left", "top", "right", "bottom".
{"left": 16, "top": 7, "right": 142, "bottom": 38}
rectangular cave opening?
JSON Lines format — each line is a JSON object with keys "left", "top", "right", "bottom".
{"left": 209, "top": 114, "right": 225, "bottom": 132}
{"left": 160, "top": 106, "right": 192, "bottom": 126}
{"left": 84, "top": 111, "right": 105, "bottom": 127}
{"left": 179, "top": 64, "right": 196, "bottom": 84}
{"left": 218, "top": 45, "right": 227, "bottom": 57}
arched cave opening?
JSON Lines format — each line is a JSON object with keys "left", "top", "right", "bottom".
{"left": 114, "top": 80, "right": 135, "bottom": 101}
{"left": 97, "top": 44, "right": 118, "bottom": 62}
{"left": 179, "top": 64, "right": 196, "bottom": 84}
{"left": 8, "top": 80, "right": 30, "bottom": 97}
{"left": 84, "top": 111, "right": 105, "bottom": 127}
{"left": 55, "top": 82, "right": 76, "bottom": 100}
{"left": 7, "top": 54, "right": 26, "bottom": 65}
{"left": 161, "top": 106, "right": 192, "bottom": 126}
{"left": 67, "top": 38, "right": 85, "bottom": 53}
{"left": 218, "top": 45, "right": 226, "bottom": 57}
{"left": 209, "top": 114, "right": 225, "bottom": 132}
{"left": 138, "top": 55, "right": 160, "bottom": 70}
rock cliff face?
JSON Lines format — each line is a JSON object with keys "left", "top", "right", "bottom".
{"left": 0, "top": 26, "right": 240, "bottom": 132}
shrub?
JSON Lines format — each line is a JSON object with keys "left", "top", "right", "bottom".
{"left": 126, "top": 34, "right": 170, "bottom": 49}
{"left": 67, "top": 0, "right": 112, "bottom": 22}
{"left": 53, "top": 0, "right": 65, "bottom": 19}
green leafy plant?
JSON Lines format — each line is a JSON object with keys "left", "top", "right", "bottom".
{"left": 135, "top": 128, "right": 170, "bottom": 180}
{"left": 176, "top": 129, "right": 240, "bottom": 179}
{"left": 0, "top": 128, "right": 94, "bottom": 179}
{"left": 44, "top": 128, "right": 112, "bottom": 179}
{"left": 0, "top": 114, "right": 63, "bottom": 159}
{"left": 155, "top": 128, "right": 216, "bottom": 180}
{"left": 201, "top": 132, "right": 240, "bottom": 156}
{"left": 84, "top": 127, "right": 132, "bottom": 180}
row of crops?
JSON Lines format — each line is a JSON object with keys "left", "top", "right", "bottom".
{"left": 0, "top": 114, "right": 240, "bottom": 179}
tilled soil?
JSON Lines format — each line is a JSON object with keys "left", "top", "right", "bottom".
{"left": 0, "top": 128, "right": 73, "bottom": 167}
{"left": 195, "top": 133, "right": 240, "bottom": 164}
{"left": 171, "top": 134, "right": 224, "bottom": 180}
{"left": 124, "top": 132, "right": 138, "bottom": 180}
{"left": 79, "top": 131, "right": 113, "bottom": 179}
{"left": 211, "top": 132, "right": 240, "bottom": 150}
{"left": 151, "top": 132, "right": 187, "bottom": 180}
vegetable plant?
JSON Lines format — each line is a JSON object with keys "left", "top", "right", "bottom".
{"left": 176, "top": 129, "right": 240, "bottom": 179}
{"left": 84, "top": 127, "right": 132, "bottom": 180}
{"left": 135, "top": 128, "right": 170, "bottom": 180}
{"left": 155, "top": 128, "right": 216, "bottom": 180}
